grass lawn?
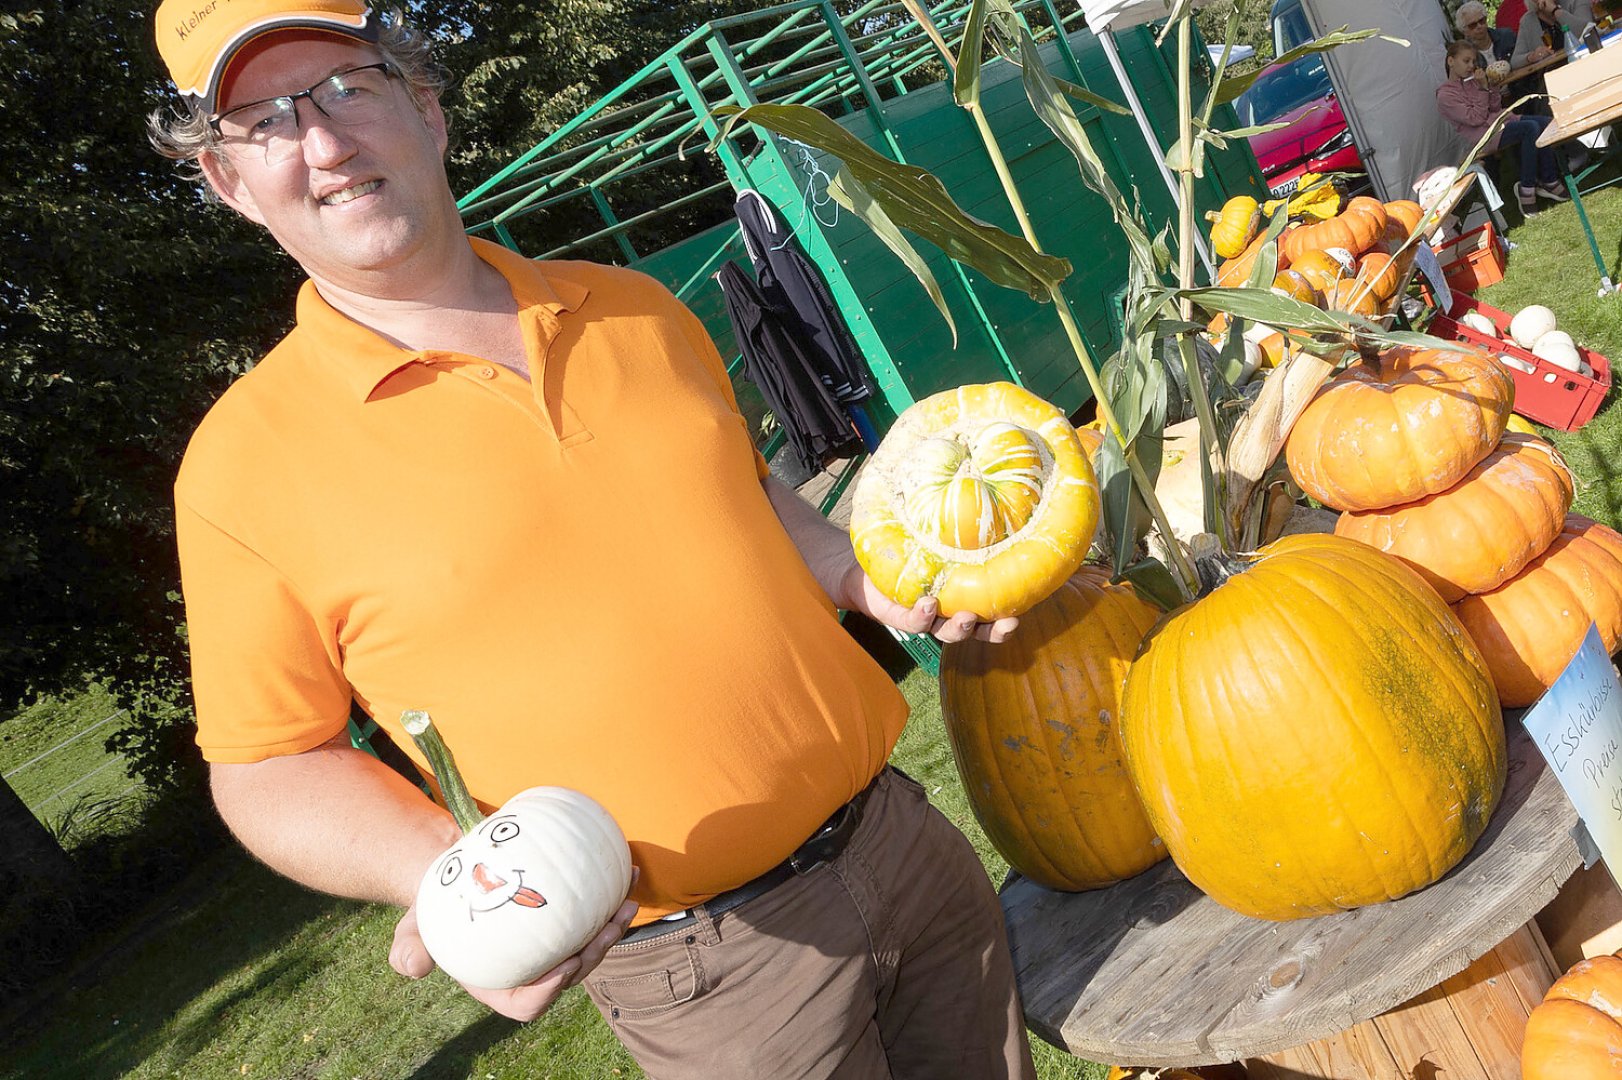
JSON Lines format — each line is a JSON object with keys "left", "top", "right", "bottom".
{"left": 0, "top": 664, "right": 1105, "bottom": 1080}
{"left": 1477, "top": 183, "right": 1622, "bottom": 531}
{"left": 0, "top": 684, "right": 135, "bottom": 839}
{"left": 4, "top": 189, "right": 1620, "bottom": 1080}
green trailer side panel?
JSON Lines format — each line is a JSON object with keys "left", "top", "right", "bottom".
{"left": 739, "top": 25, "right": 1267, "bottom": 420}
{"left": 463, "top": 12, "right": 1272, "bottom": 434}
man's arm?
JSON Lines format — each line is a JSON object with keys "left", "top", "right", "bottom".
{"left": 761, "top": 476, "right": 1016, "bottom": 644}
{"left": 211, "top": 737, "right": 636, "bottom": 1021}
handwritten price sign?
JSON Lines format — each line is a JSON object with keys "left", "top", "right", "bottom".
{"left": 1523, "top": 623, "right": 1622, "bottom": 887}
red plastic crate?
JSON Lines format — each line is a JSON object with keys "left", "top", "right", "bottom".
{"left": 1429, "top": 294, "right": 1611, "bottom": 432}
{"left": 1432, "top": 222, "right": 1507, "bottom": 293}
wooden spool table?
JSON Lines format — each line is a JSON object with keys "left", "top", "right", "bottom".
{"left": 1001, "top": 727, "right": 1583, "bottom": 1077}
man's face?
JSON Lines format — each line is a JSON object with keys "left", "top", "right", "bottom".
{"left": 1535, "top": 0, "right": 1560, "bottom": 17}
{"left": 201, "top": 32, "right": 455, "bottom": 289}
{"left": 1459, "top": 10, "right": 1492, "bottom": 47}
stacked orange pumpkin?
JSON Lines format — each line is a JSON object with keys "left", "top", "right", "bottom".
{"left": 1294, "top": 344, "right": 1622, "bottom": 707}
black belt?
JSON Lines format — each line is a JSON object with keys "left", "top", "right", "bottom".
{"left": 618, "top": 771, "right": 883, "bottom": 945}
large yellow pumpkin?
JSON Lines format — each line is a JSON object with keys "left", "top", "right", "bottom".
{"left": 940, "top": 568, "right": 1166, "bottom": 891}
{"left": 1454, "top": 515, "right": 1622, "bottom": 706}
{"left": 1522, "top": 953, "right": 1622, "bottom": 1079}
{"left": 1334, "top": 433, "right": 1575, "bottom": 603}
{"left": 1119, "top": 534, "right": 1505, "bottom": 921}
{"left": 849, "top": 382, "right": 1099, "bottom": 620}
{"left": 1285, "top": 347, "right": 1515, "bottom": 512}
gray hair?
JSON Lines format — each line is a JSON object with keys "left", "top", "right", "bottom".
{"left": 1454, "top": 1, "right": 1489, "bottom": 30}
{"left": 147, "top": 9, "right": 446, "bottom": 192}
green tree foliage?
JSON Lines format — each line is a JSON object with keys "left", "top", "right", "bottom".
{"left": 1196, "top": 0, "right": 1276, "bottom": 71}
{"left": 0, "top": 5, "right": 302, "bottom": 789}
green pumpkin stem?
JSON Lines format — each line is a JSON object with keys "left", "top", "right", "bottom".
{"left": 400, "top": 709, "right": 484, "bottom": 835}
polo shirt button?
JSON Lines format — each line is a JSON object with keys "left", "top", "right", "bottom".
{"left": 478, "top": 366, "right": 497, "bottom": 379}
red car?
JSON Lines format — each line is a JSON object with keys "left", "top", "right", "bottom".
{"left": 1234, "top": 53, "right": 1366, "bottom": 199}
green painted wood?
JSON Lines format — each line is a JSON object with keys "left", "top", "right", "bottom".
{"left": 462, "top": 6, "right": 1271, "bottom": 431}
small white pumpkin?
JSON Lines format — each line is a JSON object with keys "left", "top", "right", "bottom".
{"left": 1498, "top": 353, "right": 1538, "bottom": 375}
{"left": 1533, "top": 332, "right": 1583, "bottom": 373}
{"left": 1460, "top": 311, "right": 1499, "bottom": 338}
{"left": 403, "top": 710, "right": 633, "bottom": 990}
{"left": 1509, "top": 305, "right": 1558, "bottom": 349}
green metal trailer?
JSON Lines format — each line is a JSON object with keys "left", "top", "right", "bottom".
{"left": 458, "top": 0, "right": 1267, "bottom": 436}
{"left": 453, "top": 1, "right": 1267, "bottom": 672}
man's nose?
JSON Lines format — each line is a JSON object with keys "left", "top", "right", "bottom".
{"left": 292, "top": 97, "right": 356, "bottom": 168}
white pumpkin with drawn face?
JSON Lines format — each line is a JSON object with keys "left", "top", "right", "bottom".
{"left": 414, "top": 786, "right": 633, "bottom": 990}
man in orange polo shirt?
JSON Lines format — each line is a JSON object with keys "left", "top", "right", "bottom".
{"left": 149, "top": 3, "right": 1035, "bottom": 1076}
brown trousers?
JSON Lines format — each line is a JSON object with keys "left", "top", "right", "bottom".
{"left": 584, "top": 769, "right": 1037, "bottom": 1079}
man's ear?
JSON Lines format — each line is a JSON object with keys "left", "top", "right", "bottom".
{"left": 200, "top": 150, "right": 267, "bottom": 226}
{"left": 419, "top": 91, "right": 449, "bottom": 159}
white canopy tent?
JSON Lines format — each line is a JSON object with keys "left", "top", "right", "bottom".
{"left": 1291, "top": 0, "right": 1464, "bottom": 201}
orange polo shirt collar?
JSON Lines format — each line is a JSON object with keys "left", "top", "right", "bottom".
{"left": 292, "top": 237, "right": 591, "bottom": 405}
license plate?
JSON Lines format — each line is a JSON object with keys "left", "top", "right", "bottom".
{"left": 1269, "top": 175, "right": 1301, "bottom": 198}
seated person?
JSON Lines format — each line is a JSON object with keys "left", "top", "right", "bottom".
{"left": 1513, "top": 0, "right": 1593, "bottom": 70}
{"left": 1457, "top": 0, "right": 1516, "bottom": 72}
{"left": 1437, "top": 40, "right": 1568, "bottom": 213}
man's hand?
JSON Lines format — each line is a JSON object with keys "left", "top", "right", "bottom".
{"left": 840, "top": 561, "right": 1018, "bottom": 644}
{"left": 1529, "top": 43, "right": 1555, "bottom": 63}
{"left": 389, "top": 876, "right": 640, "bottom": 1022}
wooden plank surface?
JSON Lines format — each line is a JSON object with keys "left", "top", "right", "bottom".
{"left": 1002, "top": 727, "right": 1581, "bottom": 1066}
{"left": 1290, "top": 1020, "right": 1403, "bottom": 1079}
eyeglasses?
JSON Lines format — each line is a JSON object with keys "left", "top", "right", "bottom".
{"left": 209, "top": 63, "right": 400, "bottom": 165}
{"left": 1462, "top": 17, "right": 1487, "bottom": 28}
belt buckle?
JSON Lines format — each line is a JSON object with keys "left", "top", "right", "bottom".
{"left": 789, "top": 801, "right": 857, "bottom": 874}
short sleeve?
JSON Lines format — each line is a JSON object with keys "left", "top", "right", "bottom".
{"left": 672, "top": 297, "right": 771, "bottom": 481}
{"left": 175, "top": 494, "right": 352, "bottom": 762}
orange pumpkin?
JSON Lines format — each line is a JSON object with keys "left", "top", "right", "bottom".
{"left": 1280, "top": 211, "right": 1383, "bottom": 263}
{"left": 1345, "top": 195, "right": 1389, "bottom": 231}
{"left": 1324, "top": 279, "right": 1380, "bottom": 318}
{"left": 1381, "top": 219, "right": 1418, "bottom": 278}
{"left": 1384, "top": 199, "right": 1425, "bottom": 235}
{"left": 1454, "top": 515, "right": 1622, "bottom": 706}
{"left": 1106, "top": 1067, "right": 1250, "bottom": 1080}
{"left": 1270, "top": 268, "right": 1321, "bottom": 306}
{"left": 1335, "top": 434, "right": 1575, "bottom": 602}
{"left": 1353, "top": 250, "right": 1401, "bottom": 302}
{"left": 1215, "top": 228, "right": 1283, "bottom": 287}
{"left": 940, "top": 568, "right": 1167, "bottom": 891}
{"left": 1289, "top": 248, "right": 1352, "bottom": 292}
{"left": 1521, "top": 953, "right": 1622, "bottom": 1079}
{"left": 1285, "top": 347, "right": 1515, "bottom": 512}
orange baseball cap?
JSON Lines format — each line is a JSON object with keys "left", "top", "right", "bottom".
{"left": 154, "top": 0, "right": 380, "bottom": 112}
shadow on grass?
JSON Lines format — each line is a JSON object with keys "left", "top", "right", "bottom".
{"left": 0, "top": 850, "right": 346, "bottom": 1080}
{"left": 407, "top": 1012, "right": 521, "bottom": 1079}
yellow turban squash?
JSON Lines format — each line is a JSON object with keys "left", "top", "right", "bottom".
{"left": 850, "top": 382, "right": 1098, "bottom": 620}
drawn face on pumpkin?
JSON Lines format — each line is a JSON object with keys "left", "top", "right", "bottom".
{"left": 413, "top": 785, "right": 634, "bottom": 990}
{"left": 429, "top": 813, "right": 548, "bottom": 917}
